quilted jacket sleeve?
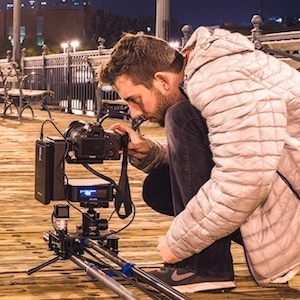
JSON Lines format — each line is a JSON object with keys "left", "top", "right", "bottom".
{"left": 129, "top": 138, "right": 169, "bottom": 173}
{"left": 165, "top": 50, "right": 288, "bottom": 259}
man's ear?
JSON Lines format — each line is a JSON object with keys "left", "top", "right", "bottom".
{"left": 153, "top": 72, "right": 170, "bottom": 92}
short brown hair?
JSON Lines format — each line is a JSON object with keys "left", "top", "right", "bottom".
{"left": 98, "top": 33, "right": 184, "bottom": 89}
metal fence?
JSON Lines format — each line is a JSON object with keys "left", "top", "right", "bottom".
{"left": 26, "top": 48, "right": 118, "bottom": 116}
{"left": 0, "top": 47, "right": 119, "bottom": 117}
{"left": 1, "top": 16, "right": 300, "bottom": 118}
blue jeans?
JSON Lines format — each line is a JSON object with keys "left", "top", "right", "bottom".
{"left": 143, "top": 100, "right": 242, "bottom": 279}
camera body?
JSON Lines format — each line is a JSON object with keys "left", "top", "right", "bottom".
{"left": 35, "top": 120, "right": 123, "bottom": 206}
{"left": 65, "top": 120, "right": 122, "bottom": 163}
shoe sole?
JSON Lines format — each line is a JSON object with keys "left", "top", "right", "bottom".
{"left": 173, "top": 281, "right": 236, "bottom": 293}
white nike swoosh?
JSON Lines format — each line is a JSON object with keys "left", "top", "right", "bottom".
{"left": 171, "top": 270, "right": 195, "bottom": 281}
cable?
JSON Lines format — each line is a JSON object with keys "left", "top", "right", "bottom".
{"left": 39, "top": 118, "right": 65, "bottom": 141}
{"left": 82, "top": 163, "right": 119, "bottom": 190}
{"left": 101, "top": 203, "right": 136, "bottom": 240}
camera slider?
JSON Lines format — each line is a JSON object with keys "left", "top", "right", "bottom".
{"left": 27, "top": 204, "right": 190, "bottom": 300}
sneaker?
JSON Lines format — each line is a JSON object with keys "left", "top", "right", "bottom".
{"left": 148, "top": 264, "right": 236, "bottom": 293}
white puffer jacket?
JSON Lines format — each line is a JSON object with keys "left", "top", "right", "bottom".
{"left": 131, "top": 27, "right": 300, "bottom": 285}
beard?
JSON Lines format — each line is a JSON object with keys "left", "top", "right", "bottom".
{"left": 144, "top": 88, "right": 172, "bottom": 127}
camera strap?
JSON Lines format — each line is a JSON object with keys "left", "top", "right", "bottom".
{"left": 115, "top": 134, "right": 132, "bottom": 219}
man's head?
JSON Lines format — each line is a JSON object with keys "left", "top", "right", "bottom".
{"left": 98, "top": 33, "right": 186, "bottom": 126}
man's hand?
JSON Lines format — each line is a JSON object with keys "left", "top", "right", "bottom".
{"left": 109, "top": 123, "right": 150, "bottom": 160}
{"left": 157, "top": 236, "right": 182, "bottom": 264}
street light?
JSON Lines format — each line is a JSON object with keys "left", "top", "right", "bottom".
{"left": 70, "top": 40, "right": 79, "bottom": 52}
{"left": 61, "top": 42, "right": 68, "bottom": 53}
{"left": 169, "top": 41, "right": 180, "bottom": 49}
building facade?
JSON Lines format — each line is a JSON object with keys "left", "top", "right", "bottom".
{"left": 0, "top": 0, "right": 92, "bottom": 47}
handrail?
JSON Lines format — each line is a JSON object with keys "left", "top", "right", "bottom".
{"left": 1, "top": 16, "right": 300, "bottom": 117}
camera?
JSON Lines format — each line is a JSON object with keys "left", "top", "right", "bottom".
{"left": 65, "top": 120, "right": 123, "bottom": 163}
{"left": 34, "top": 120, "right": 125, "bottom": 206}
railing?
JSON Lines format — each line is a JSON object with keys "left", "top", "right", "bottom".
{"left": 250, "top": 15, "right": 300, "bottom": 69}
{"left": 0, "top": 46, "right": 117, "bottom": 117}
{"left": 26, "top": 48, "right": 117, "bottom": 117}
{"left": 1, "top": 17, "right": 300, "bottom": 117}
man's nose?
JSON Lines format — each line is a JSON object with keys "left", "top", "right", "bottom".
{"left": 129, "top": 104, "right": 143, "bottom": 119}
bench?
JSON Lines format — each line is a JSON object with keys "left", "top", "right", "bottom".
{"left": 0, "top": 61, "right": 54, "bottom": 120}
{"left": 87, "top": 55, "right": 129, "bottom": 121}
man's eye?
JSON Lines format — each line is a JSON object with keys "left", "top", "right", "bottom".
{"left": 130, "top": 98, "right": 139, "bottom": 104}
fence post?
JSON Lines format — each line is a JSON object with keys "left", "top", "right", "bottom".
{"left": 6, "top": 50, "right": 12, "bottom": 62}
{"left": 42, "top": 44, "right": 47, "bottom": 90}
{"left": 95, "top": 37, "right": 107, "bottom": 118}
{"left": 251, "top": 15, "right": 263, "bottom": 49}
{"left": 181, "top": 25, "right": 192, "bottom": 48}
{"left": 20, "top": 47, "right": 26, "bottom": 72}
{"left": 98, "top": 37, "right": 106, "bottom": 55}
{"left": 66, "top": 41, "right": 73, "bottom": 113}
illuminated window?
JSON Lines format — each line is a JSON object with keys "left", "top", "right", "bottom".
{"left": 20, "top": 26, "right": 25, "bottom": 43}
{"left": 8, "top": 26, "right": 26, "bottom": 44}
{"left": 37, "top": 16, "right": 44, "bottom": 46}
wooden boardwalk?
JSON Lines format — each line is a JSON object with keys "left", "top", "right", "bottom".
{"left": 0, "top": 107, "right": 299, "bottom": 300}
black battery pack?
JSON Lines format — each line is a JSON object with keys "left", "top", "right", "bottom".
{"left": 35, "top": 137, "right": 66, "bottom": 204}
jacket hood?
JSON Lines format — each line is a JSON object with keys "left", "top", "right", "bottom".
{"left": 182, "top": 27, "right": 255, "bottom": 78}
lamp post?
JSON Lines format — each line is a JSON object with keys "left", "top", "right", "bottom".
{"left": 156, "top": 0, "right": 170, "bottom": 41}
{"left": 12, "top": 0, "right": 21, "bottom": 64}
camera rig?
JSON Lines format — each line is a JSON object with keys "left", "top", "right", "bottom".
{"left": 29, "top": 116, "right": 189, "bottom": 300}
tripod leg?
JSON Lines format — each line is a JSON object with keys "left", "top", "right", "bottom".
{"left": 27, "top": 256, "right": 60, "bottom": 275}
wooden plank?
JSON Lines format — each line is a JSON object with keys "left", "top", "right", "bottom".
{"left": 0, "top": 106, "right": 299, "bottom": 299}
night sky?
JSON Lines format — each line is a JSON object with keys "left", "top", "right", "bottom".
{"left": 91, "top": 0, "right": 300, "bottom": 29}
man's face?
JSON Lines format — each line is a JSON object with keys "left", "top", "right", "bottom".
{"left": 114, "top": 74, "right": 174, "bottom": 127}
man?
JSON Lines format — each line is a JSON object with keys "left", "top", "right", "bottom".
{"left": 98, "top": 27, "right": 300, "bottom": 293}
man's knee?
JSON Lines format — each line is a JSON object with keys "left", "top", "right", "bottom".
{"left": 142, "top": 165, "right": 174, "bottom": 216}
